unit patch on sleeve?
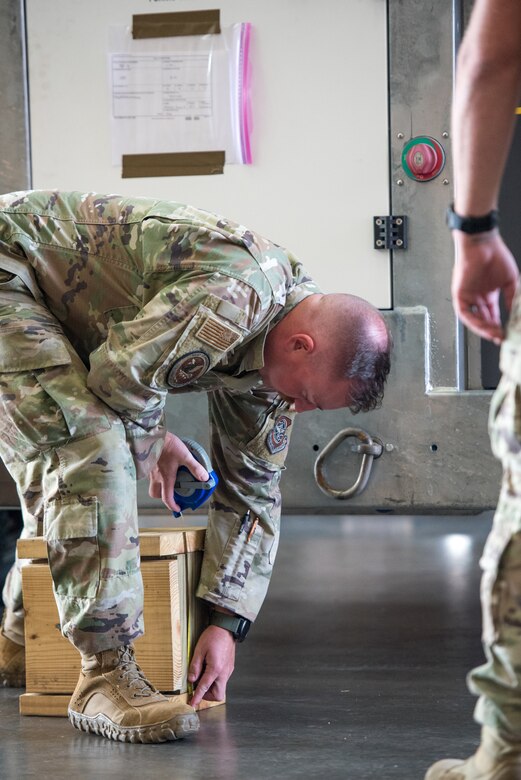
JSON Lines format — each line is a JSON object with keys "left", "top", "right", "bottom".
{"left": 167, "top": 351, "right": 210, "bottom": 388}
{"left": 266, "top": 415, "right": 292, "bottom": 455}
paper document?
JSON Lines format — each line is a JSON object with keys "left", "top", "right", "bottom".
{"left": 108, "top": 24, "right": 252, "bottom": 166}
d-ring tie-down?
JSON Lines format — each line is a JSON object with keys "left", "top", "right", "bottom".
{"left": 314, "top": 427, "right": 383, "bottom": 499}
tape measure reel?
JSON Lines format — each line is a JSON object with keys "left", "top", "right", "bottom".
{"left": 172, "top": 438, "right": 218, "bottom": 518}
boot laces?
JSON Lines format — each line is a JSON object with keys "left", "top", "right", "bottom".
{"left": 116, "top": 646, "right": 158, "bottom": 698}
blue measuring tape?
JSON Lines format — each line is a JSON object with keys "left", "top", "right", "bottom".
{"left": 172, "top": 439, "right": 218, "bottom": 519}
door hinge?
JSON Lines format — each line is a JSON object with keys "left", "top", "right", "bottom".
{"left": 373, "top": 215, "right": 408, "bottom": 249}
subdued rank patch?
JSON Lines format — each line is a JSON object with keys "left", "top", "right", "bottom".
{"left": 266, "top": 415, "right": 292, "bottom": 454}
{"left": 167, "top": 350, "right": 210, "bottom": 387}
{"left": 195, "top": 314, "right": 242, "bottom": 352}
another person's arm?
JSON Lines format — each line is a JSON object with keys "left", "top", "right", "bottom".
{"left": 450, "top": 0, "right": 521, "bottom": 341}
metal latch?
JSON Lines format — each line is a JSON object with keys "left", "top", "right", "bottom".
{"left": 314, "top": 427, "right": 383, "bottom": 500}
{"left": 373, "top": 216, "right": 408, "bottom": 249}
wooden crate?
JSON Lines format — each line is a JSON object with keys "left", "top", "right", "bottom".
{"left": 18, "top": 527, "right": 221, "bottom": 716}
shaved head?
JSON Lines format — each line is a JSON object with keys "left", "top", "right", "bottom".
{"left": 261, "top": 292, "right": 391, "bottom": 414}
{"left": 312, "top": 293, "right": 391, "bottom": 412}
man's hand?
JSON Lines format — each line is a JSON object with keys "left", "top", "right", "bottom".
{"left": 148, "top": 431, "right": 209, "bottom": 513}
{"left": 188, "top": 625, "right": 236, "bottom": 707}
{"left": 452, "top": 231, "right": 519, "bottom": 344}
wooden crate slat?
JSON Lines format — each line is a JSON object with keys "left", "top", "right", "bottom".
{"left": 136, "top": 559, "right": 179, "bottom": 691}
{"left": 22, "top": 564, "right": 80, "bottom": 693}
{"left": 17, "top": 527, "right": 206, "bottom": 561}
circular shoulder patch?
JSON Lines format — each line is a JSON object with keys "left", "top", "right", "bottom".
{"left": 167, "top": 351, "right": 210, "bottom": 388}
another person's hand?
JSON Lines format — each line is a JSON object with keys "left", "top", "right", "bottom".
{"left": 452, "top": 230, "right": 519, "bottom": 344}
{"left": 148, "top": 431, "right": 209, "bottom": 513}
{"left": 188, "top": 625, "right": 236, "bottom": 707}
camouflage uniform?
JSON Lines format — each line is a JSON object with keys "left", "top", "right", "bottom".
{"left": 0, "top": 190, "right": 319, "bottom": 655}
{"left": 469, "top": 289, "right": 521, "bottom": 738}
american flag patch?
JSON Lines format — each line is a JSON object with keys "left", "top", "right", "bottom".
{"left": 196, "top": 315, "right": 242, "bottom": 351}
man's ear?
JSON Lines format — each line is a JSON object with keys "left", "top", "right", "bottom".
{"left": 287, "top": 333, "right": 315, "bottom": 353}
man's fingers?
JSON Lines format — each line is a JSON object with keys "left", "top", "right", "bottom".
{"left": 161, "top": 476, "right": 178, "bottom": 511}
{"left": 190, "top": 669, "right": 216, "bottom": 706}
{"left": 149, "top": 475, "right": 180, "bottom": 512}
{"left": 148, "top": 480, "right": 161, "bottom": 499}
{"left": 188, "top": 649, "right": 203, "bottom": 684}
{"left": 205, "top": 678, "right": 226, "bottom": 702}
{"left": 185, "top": 454, "right": 209, "bottom": 482}
{"left": 159, "top": 477, "right": 180, "bottom": 512}
{"left": 455, "top": 292, "right": 505, "bottom": 343}
{"left": 458, "top": 311, "right": 503, "bottom": 344}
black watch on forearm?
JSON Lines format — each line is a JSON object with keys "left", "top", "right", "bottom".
{"left": 446, "top": 203, "right": 499, "bottom": 234}
{"left": 209, "top": 611, "right": 252, "bottom": 642}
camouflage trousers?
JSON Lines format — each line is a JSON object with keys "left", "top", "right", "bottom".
{"left": 468, "top": 343, "right": 521, "bottom": 738}
{"left": 0, "top": 272, "right": 144, "bottom": 655}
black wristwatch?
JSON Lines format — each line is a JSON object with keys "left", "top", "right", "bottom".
{"left": 209, "top": 611, "right": 251, "bottom": 643}
{"left": 446, "top": 203, "right": 499, "bottom": 234}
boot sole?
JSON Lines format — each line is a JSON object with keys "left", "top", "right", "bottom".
{"left": 68, "top": 708, "right": 200, "bottom": 743}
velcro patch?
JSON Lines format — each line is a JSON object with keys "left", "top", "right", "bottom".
{"left": 196, "top": 314, "right": 242, "bottom": 352}
{"left": 216, "top": 298, "right": 247, "bottom": 326}
{"left": 167, "top": 351, "right": 210, "bottom": 387}
{"left": 266, "top": 415, "right": 292, "bottom": 455}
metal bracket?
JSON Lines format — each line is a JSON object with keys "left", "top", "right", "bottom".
{"left": 373, "top": 215, "right": 408, "bottom": 249}
{"left": 314, "top": 428, "right": 383, "bottom": 500}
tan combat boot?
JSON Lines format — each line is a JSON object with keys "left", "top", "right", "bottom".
{"left": 68, "top": 644, "right": 199, "bottom": 743}
{"left": 0, "top": 623, "right": 25, "bottom": 688}
{"left": 425, "top": 727, "right": 521, "bottom": 779}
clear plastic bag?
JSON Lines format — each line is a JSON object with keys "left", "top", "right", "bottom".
{"left": 108, "top": 23, "right": 252, "bottom": 166}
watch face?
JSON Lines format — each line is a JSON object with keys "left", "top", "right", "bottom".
{"left": 235, "top": 618, "right": 251, "bottom": 642}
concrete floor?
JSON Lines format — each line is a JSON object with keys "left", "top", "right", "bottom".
{"left": 0, "top": 512, "right": 492, "bottom": 780}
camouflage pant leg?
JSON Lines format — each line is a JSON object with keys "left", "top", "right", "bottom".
{"left": 0, "top": 279, "right": 144, "bottom": 655}
{"left": 468, "top": 371, "right": 521, "bottom": 738}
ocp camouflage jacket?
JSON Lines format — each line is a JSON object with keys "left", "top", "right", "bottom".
{"left": 0, "top": 191, "right": 320, "bottom": 621}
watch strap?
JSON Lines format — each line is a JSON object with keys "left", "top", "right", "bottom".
{"left": 446, "top": 203, "right": 499, "bottom": 234}
{"left": 209, "top": 611, "right": 251, "bottom": 642}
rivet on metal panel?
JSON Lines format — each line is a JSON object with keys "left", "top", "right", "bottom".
{"left": 396, "top": 179, "right": 404, "bottom": 186}
{"left": 314, "top": 428, "right": 383, "bottom": 500}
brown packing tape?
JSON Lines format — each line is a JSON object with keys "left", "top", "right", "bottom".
{"left": 122, "top": 152, "right": 225, "bottom": 179}
{"left": 132, "top": 10, "right": 221, "bottom": 39}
